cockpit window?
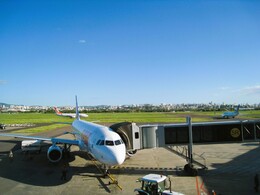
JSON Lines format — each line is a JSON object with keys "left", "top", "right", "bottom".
{"left": 115, "top": 140, "right": 121, "bottom": 145}
{"left": 98, "top": 140, "right": 123, "bottom": 146}
{"left": 105, "top": 140, "right": 114, "bottom": 146}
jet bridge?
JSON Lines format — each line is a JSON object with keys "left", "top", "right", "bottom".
{"left": 139, "top": 119, "right": 260, "bottom": 147}
{"left": 111, "top": 119, "right": 260, "bottom": 175}
{"left": 110, "top": 119, "right": 260, "bottom": 150}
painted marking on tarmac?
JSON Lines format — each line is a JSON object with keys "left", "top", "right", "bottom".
{"left": 196, "top": 176, "right": 209, "bottom": 195}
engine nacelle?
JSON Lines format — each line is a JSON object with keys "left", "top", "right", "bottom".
{"left": 47, "top": 145, "right": 63, "bottom": 163}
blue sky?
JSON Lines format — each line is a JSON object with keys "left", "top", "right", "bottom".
{"left": 1, "top": 0, "right": 260, "bottom": 106}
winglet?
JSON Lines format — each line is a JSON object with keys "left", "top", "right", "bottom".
{"left": 75, "top": 96, "right": 80, "bottom": 120}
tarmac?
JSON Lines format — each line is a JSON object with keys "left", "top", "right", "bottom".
{"left": 1, "top": 126, "right": 260, "bottom": 195}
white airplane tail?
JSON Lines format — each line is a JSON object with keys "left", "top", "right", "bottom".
{"left": 54, "top": 107, "right": 62, "bottom": 115}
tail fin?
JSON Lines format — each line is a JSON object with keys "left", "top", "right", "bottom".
{"left": 235, "top": 104, "right": 240, "bottom": 113}
{"left": 75, "top": 96, "right": 80, "bottom": 120}
{"left": 54, "top": 107, "right": 62, "bottom": 115}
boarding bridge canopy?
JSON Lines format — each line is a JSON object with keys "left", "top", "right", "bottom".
{"left": 139, "top": 120, "right": 260, "bottom": 148}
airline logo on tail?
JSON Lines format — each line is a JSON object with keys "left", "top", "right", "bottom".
{"left": 53, "top": 107, "right": 88, "bottom": 118}
{"left": 54, "top": 107, "right": 62, "bottom": 115}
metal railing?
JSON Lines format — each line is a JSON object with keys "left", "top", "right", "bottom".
{"left": 166, "top": 145, "right": 207, "bottom": 170}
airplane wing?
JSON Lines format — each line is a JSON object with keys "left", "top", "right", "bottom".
{"left": 0, "top": 133, "right": 79, "bottom": 145}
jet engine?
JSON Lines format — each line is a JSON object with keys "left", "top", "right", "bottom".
{"left": 47, "top": 145, "right": 63, "bottom": 163}
{"left": 110, "top": 122, "right": 140, "bottom": 157}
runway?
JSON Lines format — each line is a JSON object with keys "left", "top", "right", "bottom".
{"left": 1, "top": 126, "right": 260, "bottom": 194}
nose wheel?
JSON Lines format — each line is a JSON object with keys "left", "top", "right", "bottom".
{"left": 105, "top": 169, "right": 110, "bottom": 176}
{"left": 100, "top": 164, "right": 110, "bottom": 177}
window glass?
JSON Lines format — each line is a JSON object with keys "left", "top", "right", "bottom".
{"left": 105, "top": 140, "right": 114, "bottom": 146}
{"left": 96, "top": 140, "right": 101, "bottom": 145}
{"left": 99, "top": 140, "right": 104, "bottom": 145}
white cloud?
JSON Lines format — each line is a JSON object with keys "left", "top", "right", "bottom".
{"left": 78, "top": 40, "right": 86, "bottom": 44}
{"left": 0, "top": 80, "right": 7, "bottom": 85}
{"left": 213, "top": 85, "right": 260, "bottom": 104}
{"left": 219, "top": 86, "right": 230, "bottom": 90}
{"left": 239, "top": 85, "right": 260, "bottom": 95}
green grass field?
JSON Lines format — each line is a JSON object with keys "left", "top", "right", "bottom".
{"left": 0, "top": 110, "right": 260, "bottom": 134}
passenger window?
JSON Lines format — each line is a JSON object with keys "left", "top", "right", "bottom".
{"left": 96, "top": 140, "right": 101, "bottom": 145}
{"left": 105, "top": 140, "right": 114, "bottom": 146}
{"left": 99, "top": 140, "right": 104, "bottom": 145}
{"left": 115, "top": 140, "right": 121, "bottom": 145}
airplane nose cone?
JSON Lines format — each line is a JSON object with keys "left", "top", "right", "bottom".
{"left": 108, "top": 151, "right": 125, "bottom": 166}
{"left": 103, "top": 147, "right": 125, "bottom": 166}
{"left": 114, "top": 152, "right": 125, "bottom": 165}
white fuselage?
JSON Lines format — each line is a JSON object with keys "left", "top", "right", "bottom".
{"left": 54, "top": 107, "right": 88, "bottom": 118}
{"left": 56, "top": 113, "right": 88, "bottom": 118}
{"left": 72, "top": 119, "right": 126, "bottom": 166}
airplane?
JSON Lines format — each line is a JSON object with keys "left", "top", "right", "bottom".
{"left": 0, "top": 96, "right": 126, "bottom": 171}
{"left": 221, "top": 104, "right": 240, "bottom": 119}
{"left": 54, "top": 107, "right": 88, "bottom": 118}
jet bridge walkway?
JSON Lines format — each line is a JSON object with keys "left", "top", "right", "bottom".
{"left": 111, "top": 118, "right": 260, "bottom": 176}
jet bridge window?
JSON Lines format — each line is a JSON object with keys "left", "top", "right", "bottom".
{"left": 105, "top": 140, "right": 114, "bottom": 146}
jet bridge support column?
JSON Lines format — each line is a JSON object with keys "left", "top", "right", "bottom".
{"left": 184, "top": 116, "right": 198, "bottom": 176}
{"left": 187, "top": 116, "right": 193, "bottom": 165}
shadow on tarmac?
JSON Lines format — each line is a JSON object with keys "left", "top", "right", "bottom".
{"left": 0, "top": 143, "right": 72, "bottom": 186}
{"left": 196, "top": 143, "right": 260, "bottom": 195}
{"left": 1, "top": 139, "right": 260, "bottom": 195}
{"left": 0, "top": 141, "right": 176, "bottom": 188}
